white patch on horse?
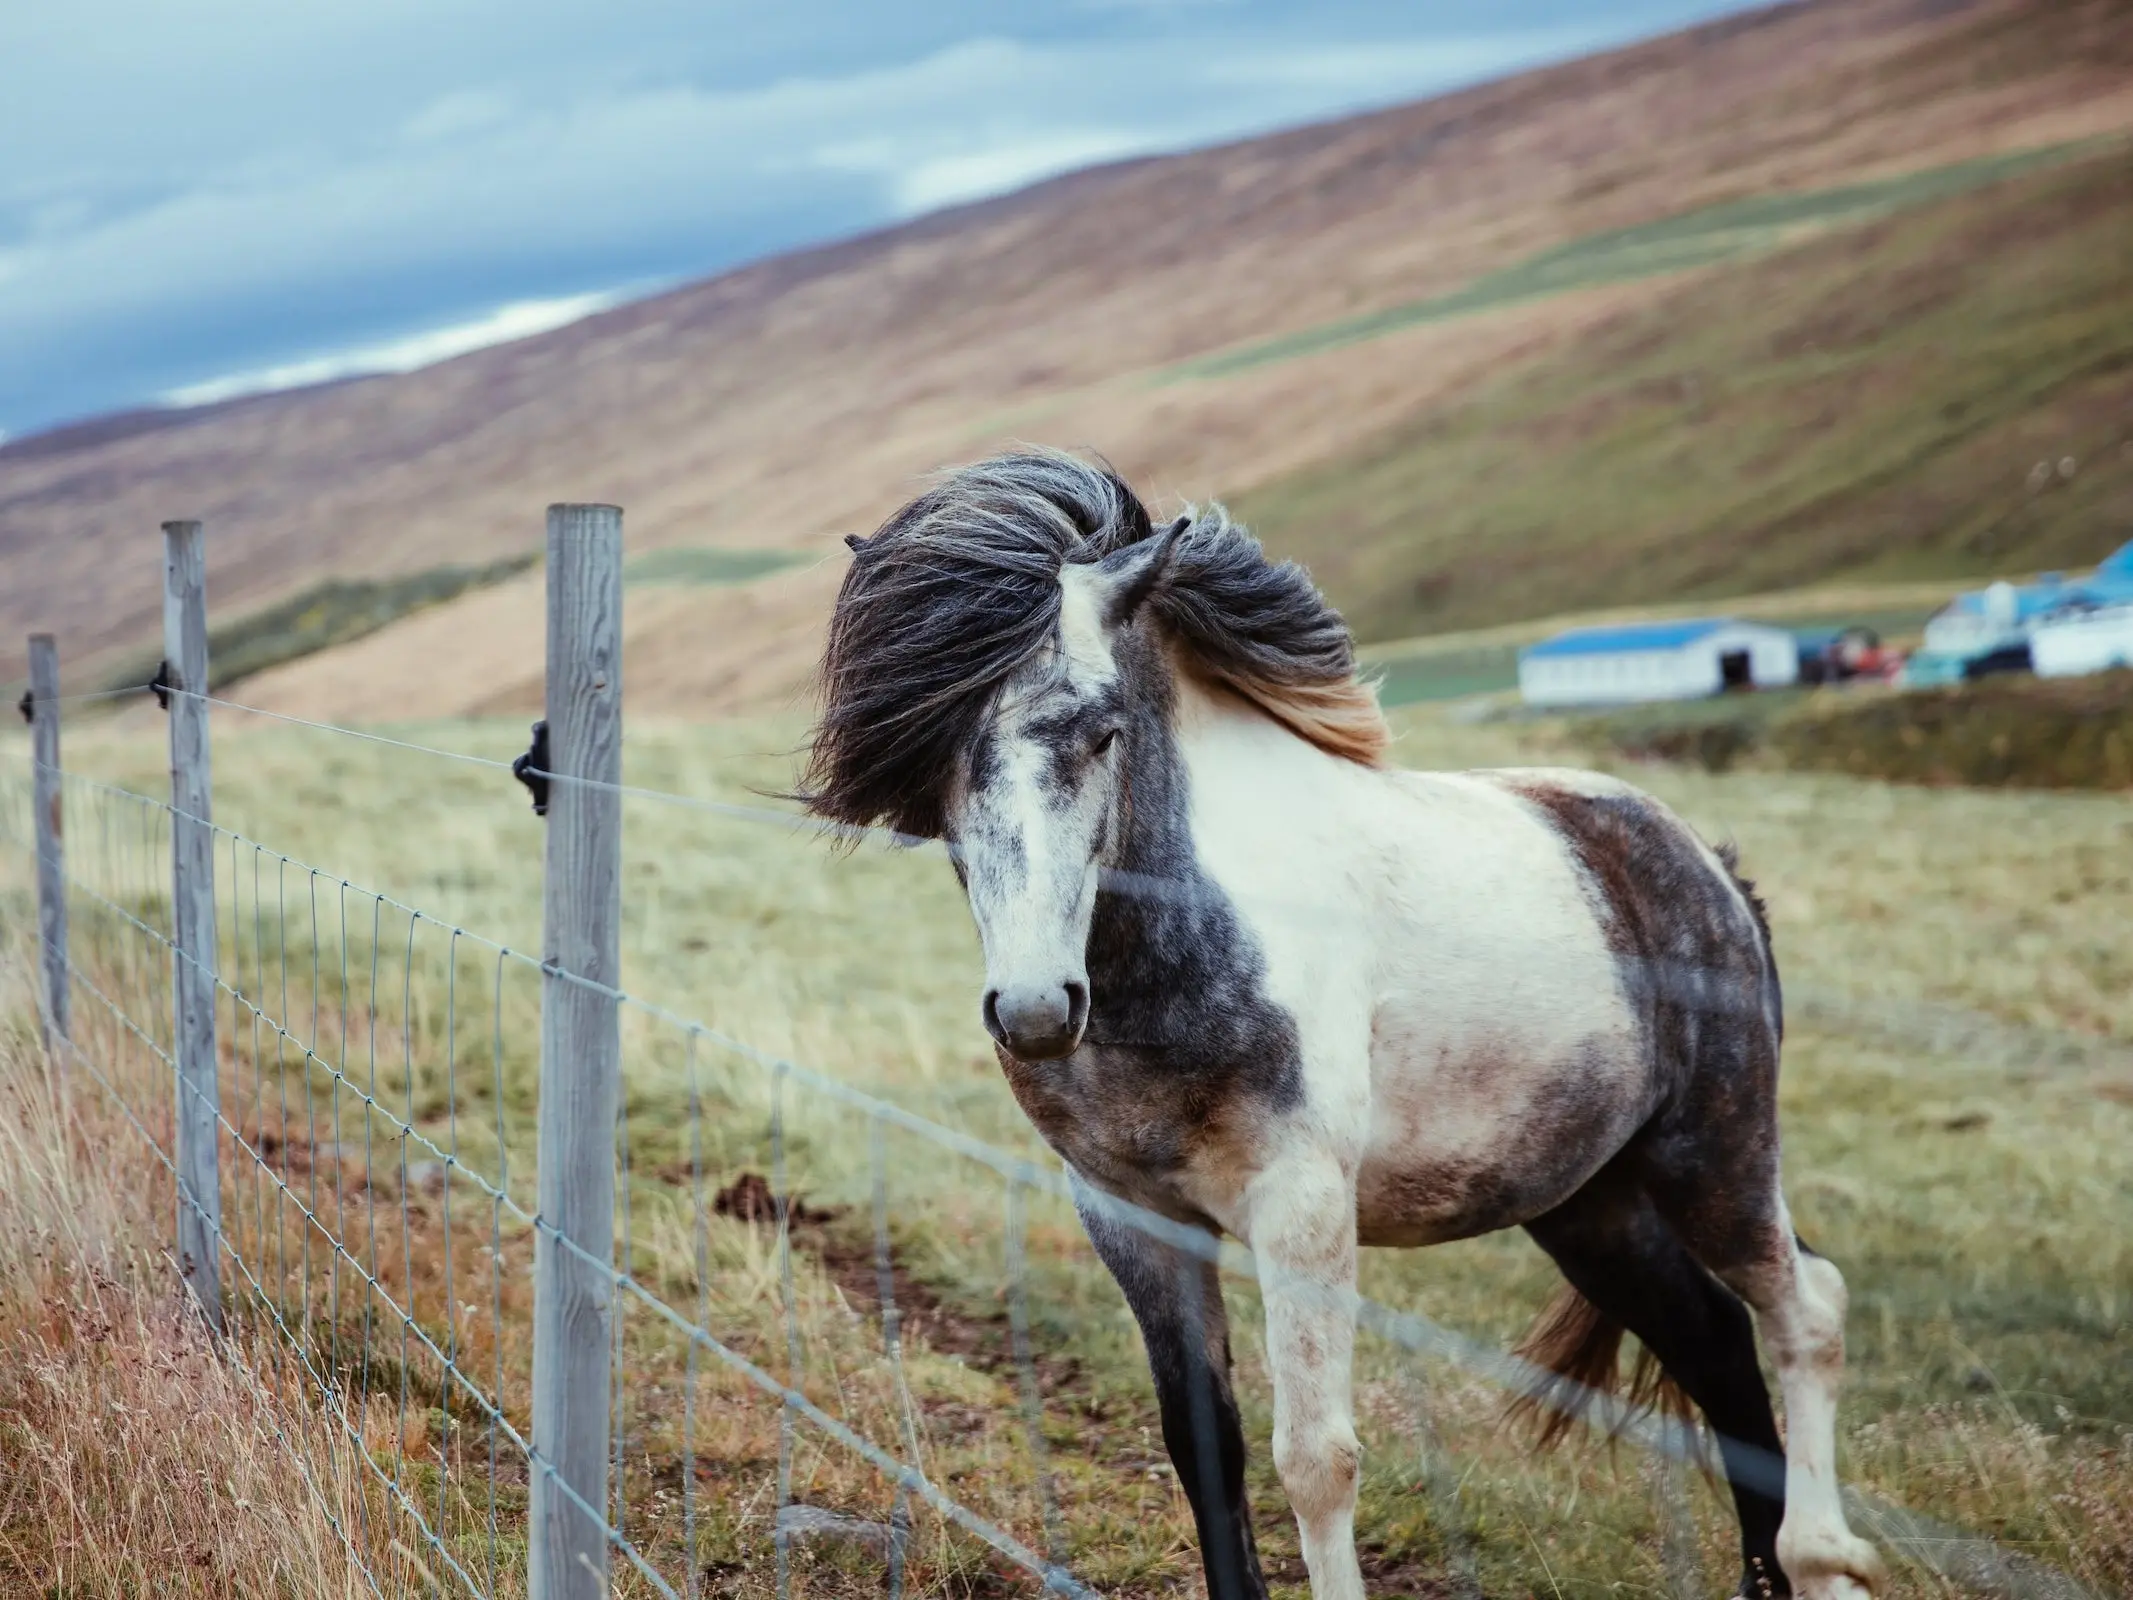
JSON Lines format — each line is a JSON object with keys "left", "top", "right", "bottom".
{"left": 1726, "top": 1212, "right": 1886, "bottom": 1600}
{"left": 1163, "top": 678, "right": 1660, "bottom": 1600}
{"left": 1168, "top": 687, "right": 1646, "bottom": 1245}
{"left": 1054, "top": 563, "right": 1120, "bottom": 688}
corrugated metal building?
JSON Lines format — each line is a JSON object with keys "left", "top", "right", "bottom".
{"left": 1517, "top": 619, "right": 1800, "bottom": 708}
{"left": 1919, "top": 538, "right": 2133, "bottom": 677}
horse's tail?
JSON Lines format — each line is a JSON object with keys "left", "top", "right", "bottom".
{"left": 1504, "top": 1285, "right": 1699, "bottom": 1452}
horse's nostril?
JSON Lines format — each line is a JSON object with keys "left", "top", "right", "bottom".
{"left": 1064, "top": 981, "right": 1089, "bottom": 1034}
{"left": 981, "top": 989, "right": 1006, "bottom": 1046}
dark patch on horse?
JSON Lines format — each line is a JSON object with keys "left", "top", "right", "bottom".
{"left": 1508, "top": 782, "right": 1783, "bottom": 1270}
{"left": 996, "top": 621, "right": 1303, "bottom": 1203}
{"left": 1501, "top": 788, "right": 1802, "bottom": 1592}
{"left": 1078, "top": 1190, "right": 1268, "bottom": 1600}
{"left": 1717, "top": 837, "right": 1784, "bottom": 1043}
{"left": 1356, "top": 1034, "right": 1646, "bottom": 1248}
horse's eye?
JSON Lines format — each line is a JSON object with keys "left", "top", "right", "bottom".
{"left": 1092, "top": 728, "right": 1119, "bottom": 758}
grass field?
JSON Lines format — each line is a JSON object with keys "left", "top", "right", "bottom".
{"left": 1237, "top": 143, "right": 2133, "bottom": 645}
{"left": 1, "top": 703, "right": 2127, "bottom": 1597}
{"left": 624, "top": 548, "right": 810, "bottom": 587}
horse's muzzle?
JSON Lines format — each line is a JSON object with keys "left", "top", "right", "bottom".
{"left": 982, "top": 980, "right": 1089, "bottom": 1061}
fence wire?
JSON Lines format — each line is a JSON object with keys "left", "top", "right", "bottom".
{"left": 0, "top": 719, "right": 2115, "bottom": 1600}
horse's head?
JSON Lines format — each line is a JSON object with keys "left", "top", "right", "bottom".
{"left": 801, "top": 449, "right": 1382, "bottom": 1065}
{"left": 947, "top": 529, "right": 1179, "bottom": 1059}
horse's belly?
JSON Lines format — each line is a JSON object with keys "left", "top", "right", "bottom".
{"left": 1353, "top": 1029, "right": 1649, "bottom": 1247}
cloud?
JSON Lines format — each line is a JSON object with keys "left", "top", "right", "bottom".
{"left": 159, "top": 290, "right": 620, "bottom": 407}
{"left": 816, "top": 127, "right": 1152, "bottom": 215}
{"left": 1201, "top": 28, "right": 1598, "bottom": 92}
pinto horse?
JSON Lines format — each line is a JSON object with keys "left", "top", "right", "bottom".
{"left": 802, "top": 451, "right": 1882, "bottom": 1600}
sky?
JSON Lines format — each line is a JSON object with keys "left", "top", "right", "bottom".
{"left": 0, "top": 0, "right": 1758, "bottom": 440}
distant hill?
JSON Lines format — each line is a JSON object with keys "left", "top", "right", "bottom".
{"left": 1237, "top": 140, "right": 2133, "bottom": 641}
{"left": 3, "top": 0, "right": 2129, "bottom": 719}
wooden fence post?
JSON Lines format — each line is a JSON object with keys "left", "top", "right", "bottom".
{"left": 529, "top": 503, "right": 624, "bottom": 1600}
{"left": 164, "top": 520, "right": 222, "bottom": 1333}
{"left": 27, "top": 634, "right": 69, "bottom": 1057}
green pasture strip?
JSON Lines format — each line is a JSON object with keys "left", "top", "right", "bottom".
{"left": 622, "top": 546, "right": 808, "bottom": 586}
{"left": 1167, "top": 139, "right": 2090, "bottom": 382}
{"left": 95, "top": 553, "right": 538, "bottom": 697}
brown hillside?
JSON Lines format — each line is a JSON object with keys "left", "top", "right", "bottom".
{"left": 3, "top": 0, "right": 2130, "bottom": 718}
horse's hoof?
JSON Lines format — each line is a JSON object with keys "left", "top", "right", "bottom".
{"left": 1780, "top": 1532, "right": 1884, "bottom": 1600}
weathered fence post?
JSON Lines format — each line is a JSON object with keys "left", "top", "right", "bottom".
{"left": 27, "top": 634, "right": 70, "bottom": 1058}
{"left": 164, "top": 519, "right": 222, "bottom": 1333}
{"left": 530, "top": 503, "right": 624, "bottom": 1600}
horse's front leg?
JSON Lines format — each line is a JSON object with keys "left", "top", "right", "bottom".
{"left": 1250, "top": 1143, "right": 1365, "bottom": 1600}
{"left": 1073, "top": 1175, "right": 1269, "bottom": 1600}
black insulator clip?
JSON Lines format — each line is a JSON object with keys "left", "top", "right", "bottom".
{"left": 150, "top": 660, "right": 172, "bottom": 711}
{"left": 512, "top": 720, "right": 551, "bottom": 816}
{"left": 15, "top": 688, "right": 31, "bottom": 725}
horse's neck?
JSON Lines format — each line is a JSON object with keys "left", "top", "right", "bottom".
{"left": 1091, "top": 669, "right": 1258, "bottom": 974}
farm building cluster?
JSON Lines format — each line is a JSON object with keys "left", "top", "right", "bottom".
{"left": 1517, "top": 537, "right": 2133, "bottom": 710}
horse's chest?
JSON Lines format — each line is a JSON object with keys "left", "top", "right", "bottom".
{"left": 998, "top": 1042, "right": 1287, "bottom": 1222}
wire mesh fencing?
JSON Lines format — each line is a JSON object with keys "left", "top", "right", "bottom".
{"left": 3, "top": 722, "right": 2122, "bottom": 1600}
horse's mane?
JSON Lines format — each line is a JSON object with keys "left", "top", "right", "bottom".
{"left": 801, "top": 449, "right": 1387, "bottom": 837}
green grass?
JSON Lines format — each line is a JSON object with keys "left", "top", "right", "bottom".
{"left": 1235, "top": 143, "right": 2133, "bottom": 645}
{"left": 1169, "top": 142, "right": 2090, "bottom": 381}
{"left": 4, "top": 709, "right": 2126, "bottom": 1595}
{"left": 623, "top": 547, "right": 808, "bottom": 586}
{"left": 97, "top": 554, "right": 539, "bottom": 696}
{"left": 1371, "top": 646, "right": 1521, "bottom": 708}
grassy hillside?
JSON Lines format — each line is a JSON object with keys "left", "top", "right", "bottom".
{"left": 1237, "top": 143, "right": 2133, "bottom": 643}
{"left": 91, "top": 554, "right": 538, "bottom": 697}
{"left": 1172, "top": 139, "right": 2088, "bottom": 381}
{"left": 6, "top": 0, "right": 2132, "bottom": 718}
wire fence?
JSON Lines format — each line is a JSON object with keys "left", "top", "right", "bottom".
{"left": 0, "top": 524, "right": 2122, "bottom": 1600}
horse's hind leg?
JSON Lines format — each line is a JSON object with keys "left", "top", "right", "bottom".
{"left": 1707, "top": 1218, "right": 1884, "bottom": 1600}
{"left": 1641, "top": 1145, "right": 1882, "bottom": 1599}
{"left": 1523, "top": 1177, "right": 1790, "bottom": 1598}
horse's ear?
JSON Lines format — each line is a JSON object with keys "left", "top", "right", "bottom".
{"left": 1096, "top": 516, "right": 1187, "bottom": 628}
{"left": 844, "top": 532, "right": 869, "bottom": 552}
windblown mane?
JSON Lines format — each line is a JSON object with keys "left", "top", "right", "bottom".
{"left": 801, "top": 450, "right": 1387, "bottom": 837}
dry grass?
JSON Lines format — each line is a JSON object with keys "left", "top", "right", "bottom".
{"left": 0, "top": 952, "right": 424, "bottom": 1597}
{"left": 1, "top": 706, "right": 2128, "bottom": 1596}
